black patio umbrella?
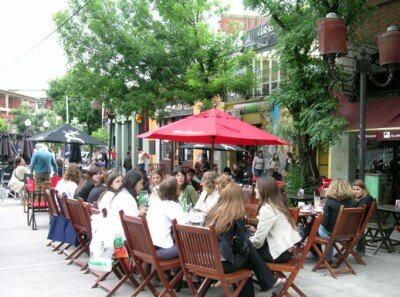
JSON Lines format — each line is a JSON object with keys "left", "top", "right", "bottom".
{"left": 20, "top": 129, "right": 34, "bottom": 164}
{"left": 68, "top": 144, "right": 82, "bottom": 164}
{"left": 0, "top": 132, "right": 18, "bottom": 162}
{"left": 27, "top": 124, "right": 104, "bottom": 145}
{"left": 180, "top": 143, "right": 247, "bottom": 152}
{"left": 28, "top": 124, "right": 104, "bottom": 174}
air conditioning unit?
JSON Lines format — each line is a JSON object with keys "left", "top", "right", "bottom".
{"left": 226, "top": 109, "right": 242, "bottom": 119}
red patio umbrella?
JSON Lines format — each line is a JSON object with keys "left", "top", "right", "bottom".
{"left": 137, "top": 108, "right": 288, "bottom": 164}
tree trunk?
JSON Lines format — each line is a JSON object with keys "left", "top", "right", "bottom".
{"left": 298, "top": 134, "right": 320, "bottom": 188}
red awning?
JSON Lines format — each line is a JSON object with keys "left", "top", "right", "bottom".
{"left": 339, "top": 96, "right": 400, "bottom": 131}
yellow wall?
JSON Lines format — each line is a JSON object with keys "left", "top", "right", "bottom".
{"left": 317, "top": 146, "right": 330, "bottom": 177}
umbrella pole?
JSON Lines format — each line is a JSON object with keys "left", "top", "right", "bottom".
{"left": 62, "top": 143, "right": 66, "bottom": 175}
{"left": 210, "top": 137, "right": 215, "bottom": 170}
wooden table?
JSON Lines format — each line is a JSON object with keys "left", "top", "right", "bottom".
{"left": 286, "top": 193, "right": 315, "bottom": 206}
{"left": 367, "top": 205, "right": 400, "bottom": 253}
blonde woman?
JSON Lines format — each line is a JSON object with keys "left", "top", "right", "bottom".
{"left": 8, "top": 157, "right": 30, "bottom": 197}
{"left": 250, "top": 177, "right": 301, "bottom": 265}
{"left": 148, "top": 169, "right": 164, "bottom": 206}
{"left": 215, "top": 174, "right": 234, "bottom": 193}
{"left": 194, "top": 171, "right": 219, "bottom": 213}
{"left": 55, "top": 164, "right": 81, "bottom": 199}
{"left": 319, "top": 178, "right": 357, "bottom": 263}
{"left": 206, "top": 183, "right": 284, "bottom": 295}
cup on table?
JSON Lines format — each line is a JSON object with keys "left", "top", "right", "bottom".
{"left": 314, "top": 195, "right": 321, "bottom": 208}
{"left": 396, "top": 200, "right": 400, "bottom": 208}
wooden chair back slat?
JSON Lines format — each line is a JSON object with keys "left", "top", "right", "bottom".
{"left": 312, "top": 206, "right": 366, "bottom": 278}
{"left": 64, "top": 198, "right": 90, "bottom": 236}
{"left": 45, "top": 189, "right": 59, "bottom": 216}
{"left": 120, "top": 211, "right": 183, "bottom": 296}
{"left": 330, "top": 206, "right": 365, "bottom": 241}
{"left": 173, "top": 221, "right": 252, "bottom": 296}
{"left": 245, "top": 203, "right": 258, "bottom": 218}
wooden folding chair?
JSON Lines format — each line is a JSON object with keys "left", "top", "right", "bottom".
{"left": 64, "top": 197, "right": 92, "bottom": 268}
{"left": 365, "top": 205, "right": 395, "bottom": 254}
{"left": 27, "top": 188, "right": 49, "bottom": 230}
{"left": 44, "top": 188, "right": 66, "bottom": 251}
{"left": 89, "top": 207, "right": 140, "bottom": 297}
{"left": 172, "top": 220, "right": 253, "bottom": 297}
{"left": 267, "top": 214, "right": 322, "bottom": 297}
{"left": 312, "top": 206, "right": 365, "bottom": 278}
{"left": 289, "top": 207, "right": 300, "bottom": 224}
{"left": 120, "top": 211, "right": 183, "bottom": 297}
{"left": 339, "top": 201, "right": 376, "bottom": 265}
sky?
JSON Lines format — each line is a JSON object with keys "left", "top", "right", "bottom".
{"left": 0, "top": 0, "right": 257, "bottom": 98}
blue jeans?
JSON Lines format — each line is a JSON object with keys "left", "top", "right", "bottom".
{"left": 254, "top": 169, "right": 264, "bottom": 178}
{"left": 155, "top": 244, "right": 178, "bottom": 260}
{"left": 318, "top": 225, "right": 333, "bottom": 262}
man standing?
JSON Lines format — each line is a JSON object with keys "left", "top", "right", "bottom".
{"left": 136, "top": 147, "right": 149, "bottom": 171}
{"left": 30, "top": 143, "right": 57, "bottom": 190}
{"left": 123, "top": 151, "right": 133, "bottom": 173}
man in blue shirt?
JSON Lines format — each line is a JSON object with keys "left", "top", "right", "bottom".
{"left": 30, "top": 143, "right": 58, "bottom": 190}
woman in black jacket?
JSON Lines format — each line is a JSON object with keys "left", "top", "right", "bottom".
{"left": 353, "top": 179, "right": 375, "bottom": 255}
{"left": 205, "top": 183, "right": 285, "bottom": 296}
{"left": 319, "top": 178, "right": 357, "bottom": 263}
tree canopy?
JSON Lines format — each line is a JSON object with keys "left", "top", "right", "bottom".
{"left": 244, "top": 0, "right": 370, "bottom": 185}
{"left": 48, "top": 0, "right": 255, "bottom": 120}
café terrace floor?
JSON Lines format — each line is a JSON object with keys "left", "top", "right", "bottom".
{"left": 1, "top": 198, "right": 399, "bottom": 297}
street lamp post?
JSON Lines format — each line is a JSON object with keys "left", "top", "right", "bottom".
{"left": 316, "top": 13, "right": 400, "bottom": 180}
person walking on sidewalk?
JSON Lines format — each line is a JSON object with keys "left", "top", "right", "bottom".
{"left": 136, "top": 147, "right": 149, "bottom": 171}
{"left": 123, "top": 151, "right": 133, "bottom": 173}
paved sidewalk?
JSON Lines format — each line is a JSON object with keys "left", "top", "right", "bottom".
{"left": 0, "top": 198, "right": 399, "bottom": 297}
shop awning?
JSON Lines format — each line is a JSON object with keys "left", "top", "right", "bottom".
{"left": 340, "top": 96, "right": 400, "bottom": 131}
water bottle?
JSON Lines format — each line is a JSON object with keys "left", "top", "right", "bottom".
{"left": 181, "top": 194, "right": 187, "bottom": 212}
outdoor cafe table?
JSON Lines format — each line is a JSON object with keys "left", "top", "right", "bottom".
{"left": 286, "top": 193, "right": 315, "bottom": 206}
{"left": 375, "top": 204, "right": 400, "bottom": 252}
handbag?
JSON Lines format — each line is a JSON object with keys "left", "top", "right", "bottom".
{"left": 231, "top": 220, "right": 250, "bottom": 256}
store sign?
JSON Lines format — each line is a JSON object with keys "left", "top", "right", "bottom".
{"left": 363, "top": 130, "right": 400, "bottom": 141}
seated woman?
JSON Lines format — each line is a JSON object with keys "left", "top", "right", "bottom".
{"left": 249, "top": 177, "right": 301, "bottom": 264}
{"left": 319, "top": 178, "right": 357, "bottom": 263}
{"left": 87, "top": 170, "right": 109, "bottom": 204}
{"left": 352, "top": 179, "right": 375, "bottom": 255}
{"left": 205, "top": 183, "right": 285, "bottom": 296}
{"left": 8, "top": 157, "right": 30, "bottom": 197}
{"left": 173, "top": 166, "right": 198, "bottom": 212}
{"left": 186, "top": 168, "right": 201, "bottom": 192}
{"left": 55, "top": 164, "right": 81, "bottom": 199}
{"left": 194, "top": 171, "right": 219, "bottom": 214}
{"left": 97, "top": 170, "right": 143, "bottom": 238}
{"left": 74, "top": 166, "right": 101, "bottom": 202}
{"left": 147, "top": 177, "right": 187, "bottom": 259}
{"left": 148, "top": 169, "right": 164, "bottom": 207}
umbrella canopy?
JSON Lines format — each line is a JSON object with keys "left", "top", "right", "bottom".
{"left": 20, "top": 129, "right": 34, "bottom": 163}
{"left": 0, "top": 132, "right": 18, "bottom": 162}
{"left": 137, "top": 108, "right": 288, "bottom": 146}
{"left": 28, "top": 124, "right": 104, "bottom": 145}
{"left": 68, "top": 144, "right": 82, "bottom": 163}
{"left": 180, "top": 143, "right": 247, "bottom": 152}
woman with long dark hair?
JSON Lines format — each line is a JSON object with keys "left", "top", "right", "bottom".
{"left": 97, "top": 170, "right": 143, "bottom": 238}
{"left": 74, "top": 166, "right": 101, "bottom": 202}
{"left": 250, "top": 177, "right": 301, "bottom": 264}
{"left": 173, "top": 166, "right": 198, "bottom": 211}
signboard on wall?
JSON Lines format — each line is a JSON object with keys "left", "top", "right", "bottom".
{"left": 363, "top": 130, "right": 400, "bottom": 141}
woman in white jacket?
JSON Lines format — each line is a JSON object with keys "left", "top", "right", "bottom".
{"left": 249, "top": 177, "right": 301, "bottom": 263}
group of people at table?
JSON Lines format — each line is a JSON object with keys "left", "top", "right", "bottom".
{"left": 14, "top": 150, "right": 374, "bottom": 296}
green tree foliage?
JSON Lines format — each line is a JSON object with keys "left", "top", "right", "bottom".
{"left": 244, "top": 0, "right": 370, "bottom": 185}
{"left": 0, "top": 118, "right": 9, "bottom": 134}
{"left": 10, "top": 105, "right": 59, "bottom": 134}
{"left": 50, "top": 0, "right": 255, "bottom": 118}
{"left": 47, "top": 65, "right": 103, "bottom": 134}
{"left": 91, "top": 127, "right": 108, "bottom": 144}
